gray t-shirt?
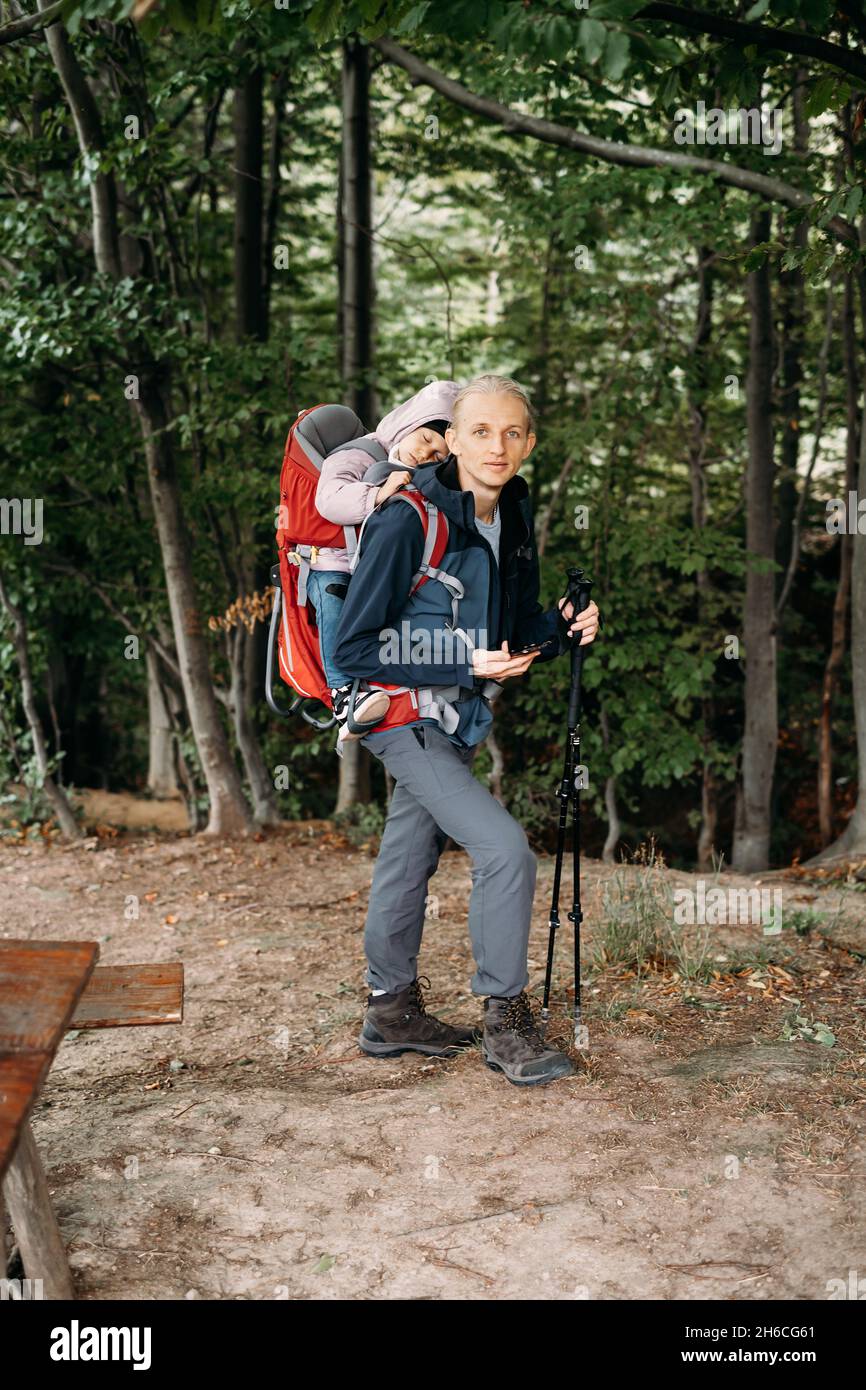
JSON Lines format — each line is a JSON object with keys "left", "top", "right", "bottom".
{"left": 474, "top": 504, "right": 501, "bottom": 567}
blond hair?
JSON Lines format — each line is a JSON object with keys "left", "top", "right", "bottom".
{"left": 451, "top": 374, "right": 536, "bottom": 434}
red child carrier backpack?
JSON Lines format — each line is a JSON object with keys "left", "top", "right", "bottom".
{"left": 265, "top": 403, "right": 450, "bottom": 733}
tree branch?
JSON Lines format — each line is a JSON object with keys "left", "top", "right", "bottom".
{"left": 36, "top": 0, "right": 122, "bottom": 277}
{"left": 372, "top": 39, "right": 856, "bottom": 246}
{"left": 0, "top": 0, "right": 66, "bottom": 48}
{"left": 638, "top": 3, "right": 866, "bottom": 85}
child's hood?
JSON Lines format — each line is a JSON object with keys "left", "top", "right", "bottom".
{"left": 373, "top": 380, "right": 459, "bottom": 452}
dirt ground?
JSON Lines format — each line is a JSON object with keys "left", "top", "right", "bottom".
{"left": 2, "top": 804, "right": 865, "bottom": 1302}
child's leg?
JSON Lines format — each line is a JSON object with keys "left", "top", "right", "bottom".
{"left": 306, "top": 569, "right": 390, "bottom": 734}
{"left": 305, "top": 569, "right": 353, "bottom": 689}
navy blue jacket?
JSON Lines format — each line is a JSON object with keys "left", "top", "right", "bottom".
{"left": 333, "top": 455, "right": 564, "bottom": 691}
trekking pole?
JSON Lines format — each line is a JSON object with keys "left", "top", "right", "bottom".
{"left": 540, "top": 567, "right": 594, "bottom": 1048}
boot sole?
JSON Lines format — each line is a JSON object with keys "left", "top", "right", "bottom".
{"left": 359, "top": 1036, "right": 474, "bottom": 1058}
{"left": 482, "top": 1051, "right": 574, "bottom": 1087}
{"left": 344, "top": 691, "right": 391, "bottom": 735}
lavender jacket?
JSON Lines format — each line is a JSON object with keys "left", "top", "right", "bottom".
{"left": 312, "top": 380, "right": 459, "bottom": 574}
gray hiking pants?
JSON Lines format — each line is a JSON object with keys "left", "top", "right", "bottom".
{"left": 359, "top": 721, "right": 537, "bottom": 997}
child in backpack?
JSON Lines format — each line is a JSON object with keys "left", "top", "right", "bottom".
{"left": 310, "top": 380, "right": 459, "bottom": 741}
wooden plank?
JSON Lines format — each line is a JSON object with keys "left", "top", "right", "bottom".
{"left": 0, "top": 1185, "right": 7, "bottom": 1280}
{"left": 2, "top": 1121, "right": 74, "bottom": 1299}
{"left": 70, "top": 963, "right": 184, "bottom": 1029}
{"left": 0, "top": 1052, "right": 52, "bottom": 1184}
{"left": 0, "top": 940, "right": 98, "bottom": 1054}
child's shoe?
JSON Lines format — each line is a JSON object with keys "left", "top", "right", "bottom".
{"left": 331, "top": 683, "right": 391, "bottom": 740}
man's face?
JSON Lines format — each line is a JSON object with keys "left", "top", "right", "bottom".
{"left": 396, "top": 426, "right": 449, "bottom": 467}
{"left": 445, "top": 392, "right": 536, "bottom": 491}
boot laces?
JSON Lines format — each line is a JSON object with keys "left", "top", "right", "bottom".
{"left": 500, "top": 992, "right": 546, "bottom": 1053}
{"left": 405, "top": 976, "right": 432, "bottom": 1017}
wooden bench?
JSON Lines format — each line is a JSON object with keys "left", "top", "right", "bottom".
{"left": 0, "top": 942, "right": 183, "bottom": 1299}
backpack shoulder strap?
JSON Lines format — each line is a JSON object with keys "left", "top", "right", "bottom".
{"left": 347, "top": 486, "right": 462, "bottom": 624}
{"left": 389, "top": 490, "right": 449, "bottom": 593}
{"left": 348, "top": 484, "right": 432, "bottom": 577}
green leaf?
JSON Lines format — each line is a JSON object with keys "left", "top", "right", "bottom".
{"left": 542, "top": 16, "right": 572, "bottom": 60}
{"left": 589, "top": 0, "right": 645, "bottom": 18}
{"left": 805, "top": 74, "right": 839, "bottom": 119}
{"left": 314, "top": 1254, "right": 336, "bottom": 1273}
{"left": 844, "top": 185, "right": 863, "bottom": 222}
{"left": 744, "top": 0, "right": 770, "bottom": 19}
{"left": 393, "top": 1, "right": 432, "bottom": 35}
{"left": 743, "top": 242, "right": 771, "bottom": 272}
{"left": 656, "top": 66, "right": 681, "bottom": 107}
{"left": 578, "top": 17, "right": 607, "bottom": 65}
{"left": 602, "top": 30, "right": 630, "bottom": 82}
{"left": 306, "top": 0, "right": 343, "bottom": 42}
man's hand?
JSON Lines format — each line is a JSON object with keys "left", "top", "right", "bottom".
{"left": 558, "top": 596, "right": 600, "bottom": 646}
{"left": 472, "top": 640, "right": 541, "bottom": 681}
{"left": 375, "top": 470, "right": 413, "bottom": 505}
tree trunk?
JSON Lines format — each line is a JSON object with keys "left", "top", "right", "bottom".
{"left": 233, "top": 63, "right": 266, "bottom": 343}
{"left": 732, "top": 208, "right": 777, "bottom": 873}
{"left": 486, "top": 721, "right": 505, "bottom": 804}
{"left": 340, "top": 36, "right": 376, "bottom": 425}
{"left": 0, "top": 571, "right": 82, "bottom": 840}
{"left": 811, "top": 268, "right": 866, "bottom": 860}
{"left": 228, "top": 624, "right": 280, "bottom": 825}
{"left": 687, "top": 245, "right": 719, "bottom": 870}
{"left": 602, "top": 779, "right": 620, "bottom": 864}
{"left": 152, "top": 621, "right": 205, "bottom": 834}
{"left": 133, "top": 371, "right": 252, "bottom": 834}
{"left": 336, "top": 34, "right": 376, "bottom": 813}
{"left": 774, "top": 78, "right": 808, "bottom": 585}
{"left": 231, "top": 58, "right": 280, "bottom": 826}
{"left": 815, "top": 278, "right": 856, "bottom": 846}
{"left": 41, "top": 2, "right": 252, "bottom": 835}
{"left": 146, "top": 648, "right": 179, "bottom": 799}
{"left": 336, "top": 739, "right": 370, "bottom": 812}
{"left": 600, "top": 706, "right": 620, "bottom": 863}
{"left": 263, "top": 71, "right": 289, "bottom": 345}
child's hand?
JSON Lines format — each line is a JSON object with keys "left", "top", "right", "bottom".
{"left": 375, "top": 471, "right": 413, "bottom": 505}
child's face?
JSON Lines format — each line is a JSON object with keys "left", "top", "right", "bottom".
{"left": 396, "top": 426, "right": 449, "bottom": 467}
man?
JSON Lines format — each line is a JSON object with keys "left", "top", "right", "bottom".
{"left": 333, "top": 374, "right": 600, "bottom": 1086}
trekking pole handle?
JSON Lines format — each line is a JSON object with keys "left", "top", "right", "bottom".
{"left": 559, "top": 567, "right": 594, "bottom": 639}
{"left": 561, "top": 567, "right": 594, "bottom": 728}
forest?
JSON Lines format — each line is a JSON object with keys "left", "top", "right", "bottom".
{"left": 4, "top": 0, "right": 866, "bottom": 1317}
{"left": 2, "top": 0, "right": 865, "bottom": 874}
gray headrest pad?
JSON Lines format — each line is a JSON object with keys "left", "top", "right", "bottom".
{"left": 296, "top": 405, "right": 367, "bottom": 468}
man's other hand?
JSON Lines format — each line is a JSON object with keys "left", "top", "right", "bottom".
{"left": 472, "top": 641, "right": 541, "bottom": 680}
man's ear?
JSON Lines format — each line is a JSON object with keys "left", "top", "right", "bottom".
{"left": 522, "top": 431, "right": 537, "bottom": 461}
{"left": 445, "top": 425, "right": 456, "bottom": 454}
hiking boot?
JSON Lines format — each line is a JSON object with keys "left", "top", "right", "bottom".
{"left": 482, "top": 991, "right": 575, "bottom": 1086}
{"left": 331, "top": 683, "right": 390, "bottom": 740}
{"left": 359, "top": 976, "right": 481, "bottom": 1058}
